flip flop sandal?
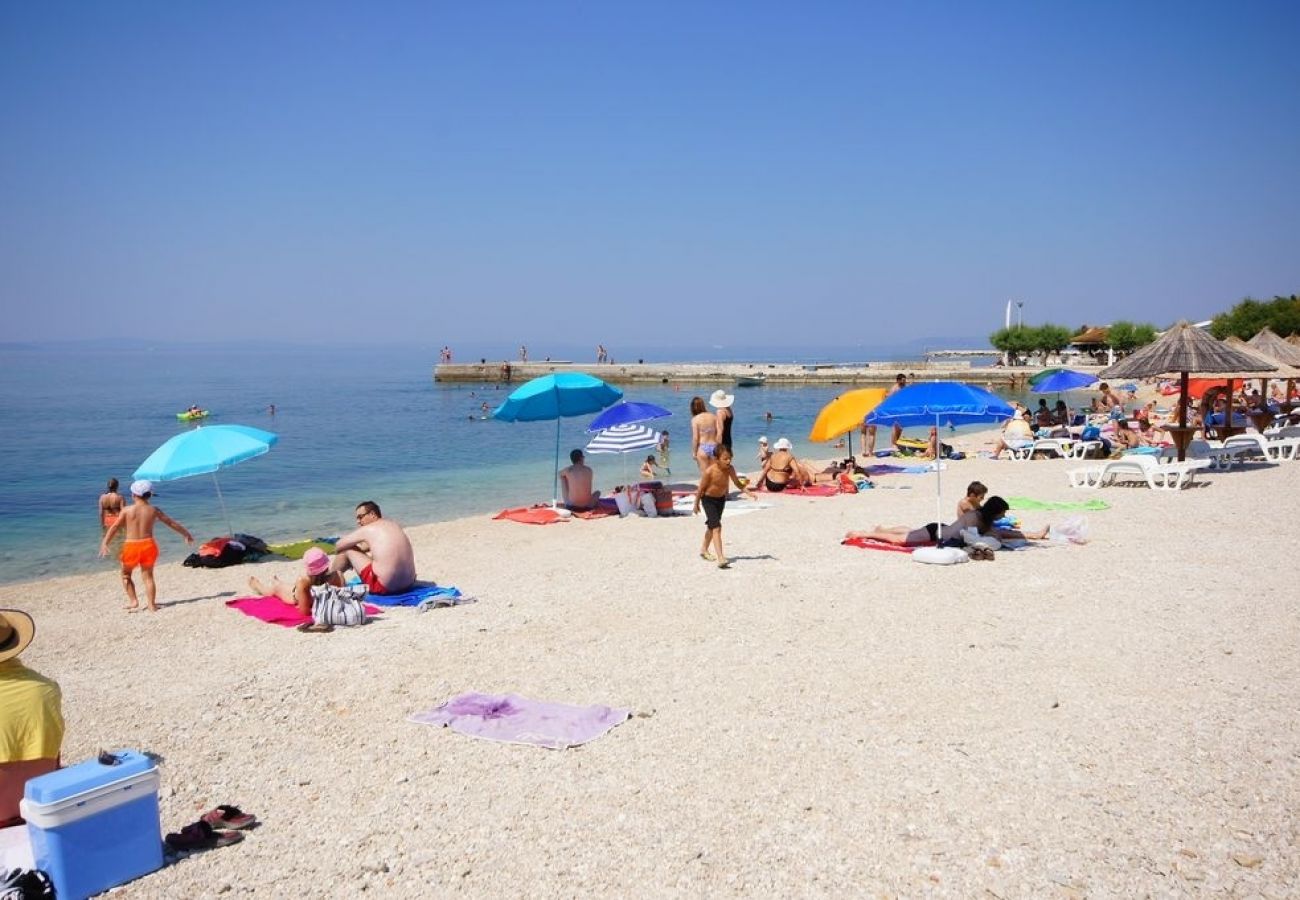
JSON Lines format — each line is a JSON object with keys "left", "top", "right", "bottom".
{"left": 296, "top": 622, "right": 334, "bottom": 633}
{"left": 201, "top": 804, "right": 257, "bottom": 830}
{"left": 165, "top": 819, "right": 246, "bottom": 852}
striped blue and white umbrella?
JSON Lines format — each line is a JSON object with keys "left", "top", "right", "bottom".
{"left": 585, "top": 423, "right": 661, "bottom": 455}
{"left": 585, "top": 423, "right": 661, "bottom": 483}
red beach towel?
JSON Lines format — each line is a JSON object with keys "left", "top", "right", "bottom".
{"left": 226, "top": 595, "right": 381, "bottom": 628}
{"left": 841, "top": 537, "right": 930, "bottom": 554}
{"left": 493, "top": 507, "right": 566, "bottom": 525}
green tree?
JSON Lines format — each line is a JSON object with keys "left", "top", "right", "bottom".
{"left": 1107, "top": 321, "right": 1158, "bottom": 354}
{"left": 1210, "top": 295, "right": 1300, "bottom": 339}
{"left": 1031, "top": 324, "right": 1073, "bottom": 356}
{"left": 989, "top": 326, "right": 1036, "bottom": 362}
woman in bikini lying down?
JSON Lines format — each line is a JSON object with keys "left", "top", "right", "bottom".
{"left": 844, "top": 496, "right": 1048, "bottom": 546}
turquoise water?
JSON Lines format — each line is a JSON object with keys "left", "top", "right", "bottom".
{"left": 0, "top": 346, "right": 1022, "bottom": 585}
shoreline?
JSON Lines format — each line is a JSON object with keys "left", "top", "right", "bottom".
{"left": 433, "top": 360, "right": 1083, "bottom": 388}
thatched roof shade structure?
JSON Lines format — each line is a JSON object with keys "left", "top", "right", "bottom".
{"left": 1101, "top": 322, "right": 1275, "bottom": 459}
{"left": 1248, "top": 327, "right": 1300, "bottom": 368}
{"left": 1100, "top": 321, "right": 1274, "bottom": 380}
{"left": 1070, "top": 326, "right": 1109, "bottom": 345}
{"left": 1219, "top": 337, "right": 1300, "bottom": 380}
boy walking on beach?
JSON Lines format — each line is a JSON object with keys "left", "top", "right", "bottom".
{"left": 99, "top": 480, "right": 193, "bottom": 612}
{"left": 693, "top": 446, "right": 754, "bottom": 569}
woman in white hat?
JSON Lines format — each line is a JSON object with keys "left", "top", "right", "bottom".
{"left": 0, "top": 609, "right": 65, "bottom": 825}
{"left": 709, "top": 389, "right": 735, "bottom": 453}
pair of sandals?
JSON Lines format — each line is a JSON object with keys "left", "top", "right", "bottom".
{"left": 967, "top": 545, "right": 996, "bottom": 561}
{"left": 164, "top": 805, "right": 257, "bottom": 852}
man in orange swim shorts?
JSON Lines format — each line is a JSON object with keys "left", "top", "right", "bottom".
{"left": 99, "top": 480, "right": 194, "bottom": 612}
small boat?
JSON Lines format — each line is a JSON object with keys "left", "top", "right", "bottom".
{"left": 177, "top": 409, "right": 210, "bottom": 421}
{"left": 735, "top": 374, "right": 767, "bottom": 387}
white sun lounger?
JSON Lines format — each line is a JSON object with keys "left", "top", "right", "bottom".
{"left": 1069, "top": 454, "right": 1211, "bottom": 490}
{"left": 1158, "top": 440, "right": 1241, "bottom": 471}
{"left": 1004, "top": 438, "right": 1103, "bottom": 461}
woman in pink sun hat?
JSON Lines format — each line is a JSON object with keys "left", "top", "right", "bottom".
{"left": 246, "top": 547, "right": 343, "bottom": 616}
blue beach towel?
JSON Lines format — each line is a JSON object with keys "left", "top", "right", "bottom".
{"left": 363, "top": 582, "right": 464, "bottom": 607}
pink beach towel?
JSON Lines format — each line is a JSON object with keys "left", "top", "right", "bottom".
{"left": 493, "top": 506, "right": 566, "bottom": 525}
{"left": 409, "top": 692, "right": 631, "bottom": 750}
{"left": 226, "top": 595, "right": 382, "bottom": 628}
{"left": 780, "top": 484, "right": 840, "bottom": 497}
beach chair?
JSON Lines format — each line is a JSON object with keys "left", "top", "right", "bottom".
{"left": 1006, "top": 438, "right": 1069, "bottom": 460}
{"left": 1068, "top": 454, "right": 1210, "bottom": 491}
{"left": 1264, "top": 427, "right": 1300, "bottom": 461}
{"left": 1159, "top": 440, "right": 1239, "bottom": 471}
{"left": 1221, "top": 433, "right": 1278, "bottom": 464}
{"left": 1065, "top": 440, "right": 1104, "bottom": 459}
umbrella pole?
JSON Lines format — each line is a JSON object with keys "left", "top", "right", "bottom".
{"left": 553, "top": 418, "right": 561, "bottom": 507}
{"left": 935, "top": 412, "right": 943, "bottom": 530}
{"left": 212, "top": 472, "right": 233, "bottom": 536}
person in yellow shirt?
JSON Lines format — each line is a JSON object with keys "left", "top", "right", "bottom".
{"left": 0, "top": 609, "right": 64, "bottom": 826}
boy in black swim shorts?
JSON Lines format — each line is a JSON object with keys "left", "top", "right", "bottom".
{"left": 693, "top": 445, "right": 755, "bottom": 569}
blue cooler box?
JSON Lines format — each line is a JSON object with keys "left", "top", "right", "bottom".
{"left": 19, "top": 749, "right": 163, "bottom": 900}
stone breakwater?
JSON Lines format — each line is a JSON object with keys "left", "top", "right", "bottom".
{"left": 433, "top": 360, "right": 1079, "bottom": 388}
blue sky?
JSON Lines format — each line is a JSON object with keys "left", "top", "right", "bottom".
{"left": 2, "top": 1, "right": 1297, "bottom": 350}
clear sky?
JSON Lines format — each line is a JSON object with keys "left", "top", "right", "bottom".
{"left": 2, "top": 1, "right": 1297, "bottom": 349}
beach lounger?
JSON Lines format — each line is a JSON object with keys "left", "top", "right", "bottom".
{"left": 1221, "top": 433, "right": 1279, "bottom": 464}
{"left": 1264, "top": 430, "right": 1300, "bottom": 461}
{"left": 1068, "top": 454, "right": 1210, "bottom": 490}
{"left": 1158, "top": 440, "right": 1240, "bottom": 471}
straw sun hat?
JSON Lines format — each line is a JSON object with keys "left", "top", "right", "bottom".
{"left": 708, "top": 390, "right": 734, "bottom": 409}
{"left": 0, "top": 609, "right": 35, "bottom": 663}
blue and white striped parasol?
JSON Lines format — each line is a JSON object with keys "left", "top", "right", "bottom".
{"left": 585, "top": 423, "right": 661, "bottom": 455}
{"left": 586, "top": 423, "right": 662, "bottom": 483}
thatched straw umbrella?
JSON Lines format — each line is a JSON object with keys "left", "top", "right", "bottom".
{"left": 1248, "top": 328, "right": 1300, "bottom": 407}
{"left": 1221, "top": 337, "right": 1300, "bottom": 426}
{"left": 1100, "top": 321, "right": 1274, "bottom": 459}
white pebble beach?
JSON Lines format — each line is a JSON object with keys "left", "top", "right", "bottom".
{"left": 5, "top": 427, "right": 1298, "bottom": 896}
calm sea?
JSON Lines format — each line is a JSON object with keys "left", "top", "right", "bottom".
{"left": 0, "top": 345, "right": 1006, "bottom": 585}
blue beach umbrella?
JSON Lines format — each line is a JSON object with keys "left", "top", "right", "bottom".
{"left": 133, "top": 424, "right": 278, "bottom": 535}
{"left": 493, "top": 373, "right": 624, "bottom": 505}
{"left": 1030, "top": 369, "right": 1098, "bottom": 394}
{"left": 586, "top": 401, "right": 672, "bottom": 433}
{"left": 865, "top": 382, "right": 1014, "bottom": 527}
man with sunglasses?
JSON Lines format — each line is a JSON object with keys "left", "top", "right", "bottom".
{"left": 329, "top": 501, "right": 416, "bottom": 596}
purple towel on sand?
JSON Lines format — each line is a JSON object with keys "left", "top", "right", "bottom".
{"left": 409, "top": 692, "right": 631, "bottom": 750}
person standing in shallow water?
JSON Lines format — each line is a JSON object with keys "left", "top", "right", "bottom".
{"left": 710, "top": 389, "right": 735, "bottom": 452}
{"left": 98, "top": 478, "right": 125, "bottom": 532}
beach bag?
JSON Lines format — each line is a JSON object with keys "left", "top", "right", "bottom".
{"left": 310, "top": 584, "right": 369, "bottom": 626}
{"left": 912, "top": 546, "right": 969, "bottom": 565}
{"left": 1050, "top": 516, "right": 1090, "bottom": 545}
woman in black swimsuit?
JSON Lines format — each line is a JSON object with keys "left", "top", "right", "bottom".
{"left": 709, "top": 390, "right": 734, "bottom": 451}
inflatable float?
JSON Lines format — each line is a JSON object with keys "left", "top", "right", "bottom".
{"left": 176, "top": 409, "right": 209, "bottom": 421}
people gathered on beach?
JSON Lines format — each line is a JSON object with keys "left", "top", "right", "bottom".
{"left": 99, "top": 480, "right": 194, "bottom": 612}
{"left": 330, "top": 501, "right": 416, "bottom": 596}
{"left": 844, "top": 496, "right": 1048, "bottom": 547}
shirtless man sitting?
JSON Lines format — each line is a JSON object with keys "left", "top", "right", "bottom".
{"left": 559, "top": 449, "right": 601, "bottom": 510}
{"left": 329, "top": 501, "right": 416, "bottom": 596}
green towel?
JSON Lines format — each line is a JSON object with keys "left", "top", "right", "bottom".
{"left": 266, "top": 539, "right": 337, "bottom": 559}
{"left": 1007, "top": 497, "right": 1109, "bottom": 511}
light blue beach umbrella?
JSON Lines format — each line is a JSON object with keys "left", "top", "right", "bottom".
{"left": 865, "top": 382, "right": 1014, "bottom": 527}
{"left": 133, "top": 424, "right": 278, "bottom": 535}
{"left": 586, "top": 401, "right": 673, "bottom": 432}
{"left": 493, "top": 373, "right": 624, "bottom": 505}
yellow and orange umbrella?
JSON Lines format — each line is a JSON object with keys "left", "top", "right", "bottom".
{"left": 808, "top": 388, "right": 888, "bottom": 455}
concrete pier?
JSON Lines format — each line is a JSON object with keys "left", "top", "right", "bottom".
{"left": 433, "top": 360, "right": 1083, "bottom": 390}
